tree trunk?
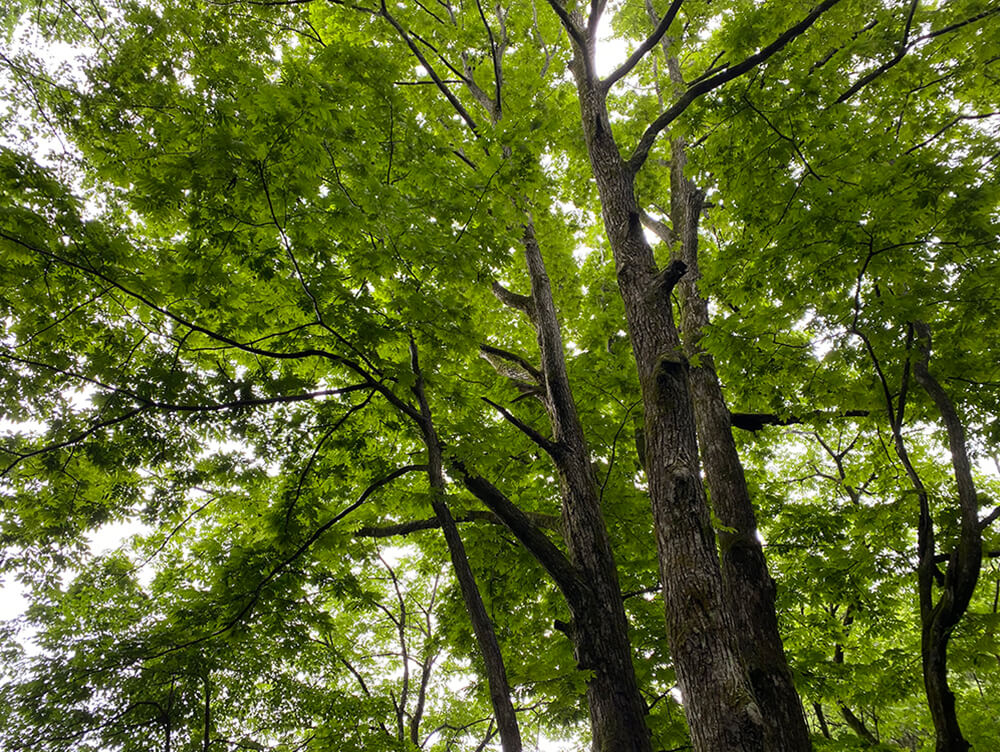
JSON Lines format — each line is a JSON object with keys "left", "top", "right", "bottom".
{"left": 669, "top": 142, "right": 811, "bottom": 752}
{"left": 410, "top": 343, "right": 523, "bottom": 752}
{"left": 877, "top": 323, "right": 980, "bottom": 752}
{"left": 482, "top": 222, "right": 653, "bottom": 751}
{"left": 520, "top": 222, "right": 652, "bottom": 752}
{"left": 911, "top": 323, "right": 980, "bottom": 752}
{"left": 566, "top": 51, "right": 764, "bottom": 752}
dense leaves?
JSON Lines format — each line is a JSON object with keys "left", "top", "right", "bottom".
{"left": 1, "top": 0, "right": 999, "bottom": 750}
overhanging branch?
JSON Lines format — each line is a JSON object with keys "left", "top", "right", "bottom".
{"left": 356, "top": 509, "right": 562, "bottom": 537}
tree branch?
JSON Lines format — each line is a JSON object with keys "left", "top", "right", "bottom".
{"left": 835, "top": 0, "right": 918, "bottom": 103}
{"left": 491, "top": 281, "right": 536, "bottom": 320}
{"left": 140, "top": 464, "right": 428, "bottom": 661}
{"left": 640, "top": 209, "right": 674, "bottom": 246}
{"left": 980, "top": 506, "right": 1000, "bottom": 532}
{"left": 602, "top": 0, "right": 683, "bottom": 91}
{"left": 378, "top": 1, "right": 480, "bottom": 136}
{"left": 836, "top": 4, "right": 1000, "bottom": 103}
{"left": 479, "top": 344, "right": 544, "bottom": 385}
{"left": 628, "top": 0, "right": 843, "bottom": 173}
{"left": 543, "top": 0, "right": 588, "bottom": 53}
{"left": 452, "top": 460, "right": 585, "bottom": 602}
{"left": 482, "top": 397, "right": 561, "bottom": 457}
{"left": 356, "top": 509, "right": 562, "bottom": 537}
{"left": 729, "top": 409, "right": 869, "bottom": 432}
{"left": 0, "top": 229, "right": 422, "bottom": 423}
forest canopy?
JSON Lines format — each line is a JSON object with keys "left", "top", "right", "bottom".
{"left": 1, "top": 0, "right": 999, "bottom": 751}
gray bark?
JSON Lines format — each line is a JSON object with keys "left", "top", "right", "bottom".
{"left": 669, "top": 142, "right": 811, "bottom": 752}
{"left": 562, "top": 39, "right": 765, "bottom": 752}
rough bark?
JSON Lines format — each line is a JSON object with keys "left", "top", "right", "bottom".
{"left": 409, "top": 342, "right": 523, "bottom": 752}
{"left": 669, "top": 142, "right": 811, "bottom": 752}
{"left": 563, "top": 37, "right": 764, "bottom": 752}
{"left": 519, "top": 220, "right": 652, "bottom": 752}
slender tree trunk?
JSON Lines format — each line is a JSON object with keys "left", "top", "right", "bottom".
{"left": 911, "top": 323, "right": 981, "bottom": 752}
{"left": 519, "top": 221, "right": 652, "bottom": 752}
{"left": 566, "top": 49, "right": 764, "bottom": 752}
{"left": 669, "top": 143, "right": 811, "bottom": 752}
{"left": 872, "top": 323, "right": 981, "bottom": 752}
{"left": 811, "top": 702, "right": 830, "bottom": 740}
{"left": 410, "top": 343, "right": 523, "bottom": 752}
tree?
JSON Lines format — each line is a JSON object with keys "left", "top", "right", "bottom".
{"left": 1, "top": 1, "right": 999, "bottom": 751}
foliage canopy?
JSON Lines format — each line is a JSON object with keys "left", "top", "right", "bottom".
{"left": 1, "top": 0, "right": 999, "bottom": 750}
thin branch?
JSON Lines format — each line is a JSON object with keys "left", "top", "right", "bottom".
{"left": 379, "top": 1, "right": 480, "bottom": 136}
{"left": 904, "top": 112, "right": 1000, "bottom": 155}
{"left": 2, "top": 407, "right": 148, "bottom": 475}
{"left": 140, "top": 464, "right": 428, "bottom": 661}
{"left": 356, "top": 509, "right": 562, "bottom": 537}
{"left": 628, "top": 0, "right": 843, "bottom": 173}
{"left": 835, "top": 0, "right": 919, "bottom": 104}
{"left": 482, "top": 397, "right": 561, "bottom": 457}
{"left": 730, "top": 409, "right": 869, "bottom": 432}
{"left": 0, "top": 231, "right": 422, "bottom": 422}
{"left": 742, "top": 96, "right": 824, "bottom": 180}
{"left": 284, "top": 389, "right": 377, "bottom": 530}
{"left": 602, "top": 0, "right": 683, "bottom": 91}
{"left": 472, "top": 0, "right": 503, "bottom": 118}
{"left": 260, "top": 162, "right": 380, "bottom": 373}
{"left": 599, "top": 400, "right": 640, "bottom": 502}
{"left": 836, "top": 5, "right": 1000, "bottom": 103}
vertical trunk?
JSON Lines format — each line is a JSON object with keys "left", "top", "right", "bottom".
{"left": 410, "top": 343, "right": 523, "bottom": 752}
{"left": 669, "top": 143, "right": 811, "bottom": 752}
{"left": 911, "top": 323, "right": 980, "bottom": 752}
{"left": 877, "top": 324, "right": 979, "bottom": 752}
{"left": 518, "top": 222, "right": 652, "bottom": 752}
{"left": 922, "top": 633, "right": 967, "bottom": 752}
{"left": 568, "top": 54, "right": 764, "bottom": 752}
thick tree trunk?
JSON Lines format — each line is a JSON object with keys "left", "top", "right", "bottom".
{"left": 567, "top": 54, "right": 764, "bottom": 752}
{"left": 669, "top": 144, "right": 811, "bottom": 752}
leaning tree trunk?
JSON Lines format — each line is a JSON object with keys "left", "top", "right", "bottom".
{"left": 409, "top": 343, "right": 523, "bottom": 752}
{"left": 564, "top": 44, "right": 765, "bottom": 752}
{"left": 520, "top": 221, "right": 652, "bottom": 752}
{"left": 478, "top": 220, "right": 653, "bottom": 751}
{"left": 668, "top": 141, "right": 811, "bottom": 752}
